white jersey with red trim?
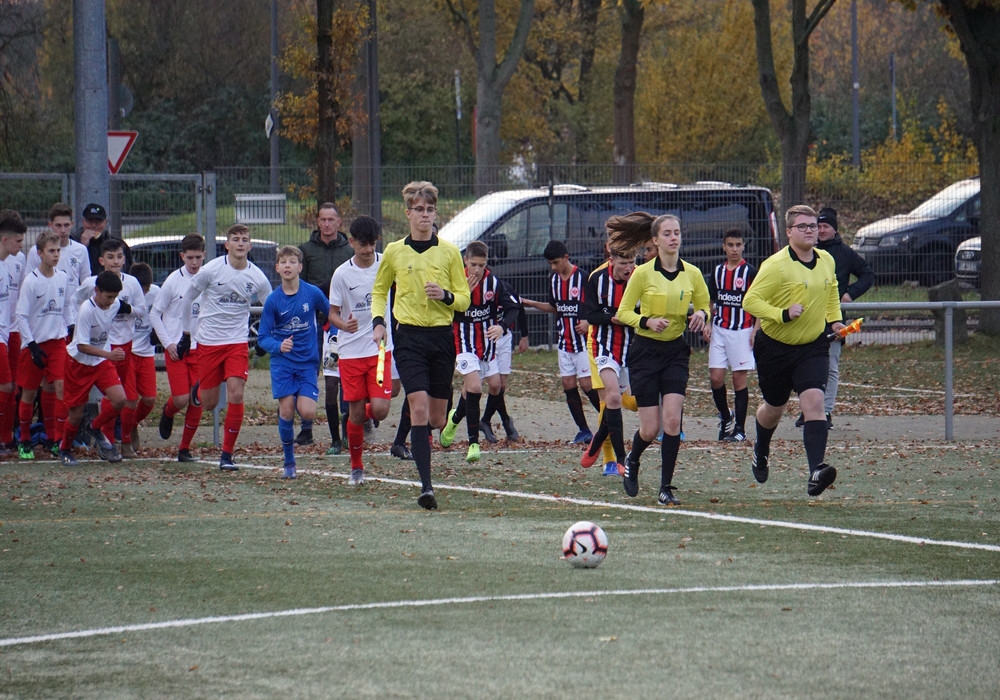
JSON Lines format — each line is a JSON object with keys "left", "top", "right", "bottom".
{"left": 4, "top": 252, "right": 25, "bottom": 328}
{"left": 16, "top": 268, "right": 75, "bottom": 346}
{"left": 151, "top": 266, "right": 201, "bottom": 349}
{"left": 73, "top": 272, "right": 147, "bottom": 345}
{"left": 131, "top": 284, "right": 159, "bottom": 357}
{"left": 329, "top": 254, "right": 392, "bottom": 360}
{"left": 184, "top": 255, "right": 272, "bottom": 347}
{"left": 68, "top": 297, "right": 120, "bottom": 367}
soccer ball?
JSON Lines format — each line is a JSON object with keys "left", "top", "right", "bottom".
{"left": 562, "top": 521, "right": 608, "bottom": 568}
{"left": 322, "top": 330, "right": 339, "bottom": 370}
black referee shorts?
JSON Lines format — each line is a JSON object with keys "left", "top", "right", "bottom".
{"left": 752, "top": 330, "right": 830, "bottom": 408}
{"left": 626, "top": 335, "right": 691, "bottom": 407}
{"left": 393, "top": 324, "right": 456, "bottom": 400}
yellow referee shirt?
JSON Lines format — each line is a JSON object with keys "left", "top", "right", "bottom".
{"left": 372, "top": 235, "right": 470, "bottom": 327}
{"left": 742, "top": 246, "right": 842, "bottom": 345}
{"left": 617, "top": 257, "right": 710, "bottom": 342}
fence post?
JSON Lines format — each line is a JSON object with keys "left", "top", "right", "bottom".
{"left": 203, "top": 172, "right": 217, "bottom": 258}
{"left": 944, "top": 305, "right": 954, "bottom": 441}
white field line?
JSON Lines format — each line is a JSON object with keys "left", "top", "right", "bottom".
{"left": 223, "top": 462, "right": 1000, "bottom": 553}
{"left": 1, "top": 579, "right": 995, "bottom": 649}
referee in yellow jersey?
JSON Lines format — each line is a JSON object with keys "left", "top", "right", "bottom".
{"left": 371, "top": 182, "right": 470, "bottom": 510}
{"left": 742, "top": 205, "right": 846, "bottom": 496}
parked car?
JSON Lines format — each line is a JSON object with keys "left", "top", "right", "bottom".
{"left": 851, "top": 177, "right": 980, "bottom": 286}
{"left": 124, "top": 235, "right": 280, "bottom": 289}
{"left": 437, "top": 181, "right": 780, "bottom": 343}
{"left": 955, "top": 236, "right": 981, "bottom": 288}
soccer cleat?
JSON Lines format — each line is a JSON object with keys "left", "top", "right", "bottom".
{"left": 219, "top": 452, "right": 238, "bottom": 471}
{"left": 826, "top": 413, "right": 833, "bottom": 429}
{"left": 479, "top": 420, "right": 497, "bottom": 444}
{"left": 363, "top": 419, "right": 376, "bottom": 439}
{"left": 718, "top": 410, "right": 735, "bottom": 441}
{"left": 18, "top": 442, "right": 34, "bottom": 460}
{"left": 282, "top": 464, "right": 297, "bottom": 480}
{"left": 47, "top": 441, "right": 59, "bottom": 458}
{"left": 794, "top": 413, "right": 805, "bottom": 428}
{"left": 59, "top": 449, "right": 79, "bottom": 467}
{"left": 177, "top": 448, "right": 196, "bottom": 463}
{"left": 580, "top": 437, "right": 600, "bottom": 468}
{"left": 807, "top": 464, "right": 837, "bottom": 496}
{"left": 679, "top": 431, "right": 685, "bottom": 442}
{"left": 325, "top": 440, "right": 342, "bottom": 456}
{"left": 466, "top": 443, "right": 480, "bottom": 463}
{"left": 751, "top": 447, "right": 769, "bottom": 484}
{"left": 95, "top": 433, "right": 122, "bottom": 463}
{"left": 502, "top": 417, "right": 520, "bottom": 442}
{"left": 294, "top": 428, "right": 314, "bottom": 446}
{"left": 658, "top": 485, "right": 681, "bottom": 506}
{"left": 439, "top": 409, "right": 459, "bottom": 447}
{"left": 120, "top": 442, "right": 138, "bottom": 459}
{"left": 390, "top": 443, "right": 413, "bottom": 460}
{"left": 571, "top": 429, "right": 593, "bottom": 445}
{"left": 189, "top": 381, "right": 201, "bottom": 407}
{"left": 130, "top": 427, "right": 141, "bottom": 450}
{"left": 622, "top": 451, "right": 639, "bottom": 497}
{"left": 347, "top": 467, "right": 365, "bottom": 485}
{"left": 158, "top": 411, "right": 175, "bottom": 440}
{"left": 725, "top": 429, "right": 747, "bottom": 443}
{"left": 417, "top": 489, "right": 438, "bottom": 510}
{"left": 602, "top": 462, "right": 622, "bottom": 476}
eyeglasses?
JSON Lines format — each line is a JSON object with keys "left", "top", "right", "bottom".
{"left": 409, "top": 206, "right": 436, "bottom": 214}
{"left": 791, "top": 223, "right": 819, "bottom": 232}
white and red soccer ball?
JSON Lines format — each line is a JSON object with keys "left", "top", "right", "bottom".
{"left": 562, "top": 521, "right": 608, "bottom": 568}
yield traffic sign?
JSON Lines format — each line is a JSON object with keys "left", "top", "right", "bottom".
{"left": 108, "top": 130, "right": 138, "bottom": 174}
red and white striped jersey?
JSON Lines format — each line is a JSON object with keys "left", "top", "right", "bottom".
{"left": 547, "top": 265, "right": 587, "bottom": 353}
{"left": 584, "top": 264, "right": 633, "bottom": 365}
{"left": 708, "top": 260, "right": 757, "bottom": 331}
{"left": 453, "top": 269, "right": 518, "bottom": 360}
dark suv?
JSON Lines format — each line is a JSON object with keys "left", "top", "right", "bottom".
{"left": 125, "top": 235, "right": 280, "bottom": 288}
{"left": 438, "top": 181, "right": 779, "bottom": 342}
{"left": 851, "top": 177, "right": 980, "bottom": 286}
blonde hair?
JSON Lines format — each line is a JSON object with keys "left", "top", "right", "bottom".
{"left": 402, "top": 181, "right": 439, "bottom": 208}
{"left": 784, "top": 205, "right": 817, "bottom": 228}
{"left": 276, "top": 245, "right": 303, "bottom": 264}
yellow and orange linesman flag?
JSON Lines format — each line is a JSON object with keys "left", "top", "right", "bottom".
{"left": 376, "top": 340, "right": 386, "bottom": 386}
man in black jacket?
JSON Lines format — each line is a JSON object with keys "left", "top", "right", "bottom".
{"left": 796, "top": 206, "right": 874, "bottom": 428}
{"left": 296, "top": 202, "right": 353, "bottom": 448}
{"left": 74, "top": 203, "right": 133, "bottom": 274}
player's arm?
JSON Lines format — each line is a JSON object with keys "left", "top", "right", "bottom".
{"left": 15, "top": 277, "right": 35, "bottom": 345}
{"left": 686, "top": 267, "right": 711, "bottom": 334}
{"left": 615, "top": 268, "right": 643, "bottom": 329}
{"left": 370, "top": 247, "right": 394, "bottom": 342}
{"left": 181, "top": 265, "right": 213, "bottom": 332}
{"left": 741, "top": 261, "right": 788, "bottom": 324}
{"left": 437, "top": 247, "right": 470, "bottom": 312}
{"left": 496, "top": 278, "right": 521, "bottom": 333}
{"left": 255, "top": 296, "right": 284, "bottom": 355}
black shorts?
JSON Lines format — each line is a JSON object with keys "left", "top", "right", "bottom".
{"left": 393, "top": 324, "right": 456, "bottom": 400}
{"left": 752, "top": 330, "right": 830, "bottom": 407}
{"left": 626, "top": 335, "right": 690, "bottom": 407}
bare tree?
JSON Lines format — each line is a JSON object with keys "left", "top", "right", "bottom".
{"left": 751, "top": 0, "right": 836, "bottom": 239}
{"left": 445, "top": 0, "right": 536, "bottom": 195}
{"left": 938, "top": 0, "right": 1000, "bottom": 335}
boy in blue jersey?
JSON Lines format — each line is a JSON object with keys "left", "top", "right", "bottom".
{"left": 257, "top": 246, "right": 330, "bottom": 479}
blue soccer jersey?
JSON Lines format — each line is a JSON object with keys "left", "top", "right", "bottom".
{"left": 258, "top": 281, "right": 330, "bottom": 367}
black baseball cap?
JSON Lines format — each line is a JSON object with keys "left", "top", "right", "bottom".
{"left": 82, "top": 203, "right": 107, "bottom": 221}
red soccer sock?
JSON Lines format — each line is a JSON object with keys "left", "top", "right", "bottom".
{"left": 163, "top": 397, "right": 179, "bottom": 419}
{"left": 60, "top": 422, "right": 80, "bottom": 451}
{"left": 120, "top": 406, "right": 137, "bottom": 444}
{"left": 18, "top": 400, "right": 32, "bottom": 444}
{"left": 180, "top": 404, "right": 203, "bottom": 450}
{"left": 222, "top": 403, "right": 244, "bottom": 453}
{"left": 364, "top": 403, "right": 373, "bottom": 422}
{"left": 135, "top": 400, "right": 155, "bottom": 425}
{"left": 53, "top": 397, "right": 67, "bottom": 443}
{"left": 0, "top": 389, "right": 11, "bottom": 445}
{"left": 347, "top": 419, "right": 365, "bottom": 469}
{"left": 40, "top": 391, "right": 57, "bottom": 443}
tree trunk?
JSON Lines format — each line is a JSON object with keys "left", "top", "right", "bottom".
{"left": 751, "top": 0, "right": 836, "bottom": 245}
{"left": 470, "top": 0, "right": 535, "bottom": 196}
{"left": 316, "top": 0, "right": 338, "bottom": 203}
{"left": 612, "top": 0, "right": 643, "bottom": 185}
{"left": 940, "top": 0, "right": 1000, "bottom": 336}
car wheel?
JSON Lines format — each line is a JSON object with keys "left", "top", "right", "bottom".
{"left": 918, "top": 247, "right": 952, "bottom": 287}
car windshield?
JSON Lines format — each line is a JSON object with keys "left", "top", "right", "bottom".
{"left": 438, "top": 191, "right": 530, "bottom": 249}
{"left": 909, "top": 180, "right": 979, "bottom": 218}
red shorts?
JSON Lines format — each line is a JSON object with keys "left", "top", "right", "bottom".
{"left": 133, "top": 355, "right": 156, "bottom": 399}
{"left": 18, "top": 338, "right": 68, "bottom": 390}
{"left": 198, "top": 343, "right": 249, "bottom": 391}
{"left": 63, "top": 359, "right": 122, "bottom": 408}
{"left": 0, "top": 342, "right": 10, "bottom": 385}
{"left": 165, "top": 348, "right": 199, "bottom": 398}
{"left": 109, "top": 342, "right": 137, "bottom": 400}
{"left": 339, "top": 351, "right": 394, "bottom": 403}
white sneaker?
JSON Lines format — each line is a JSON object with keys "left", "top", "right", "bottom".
{"left": 348, "top": 468, "right": 365, "bottom": 485}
